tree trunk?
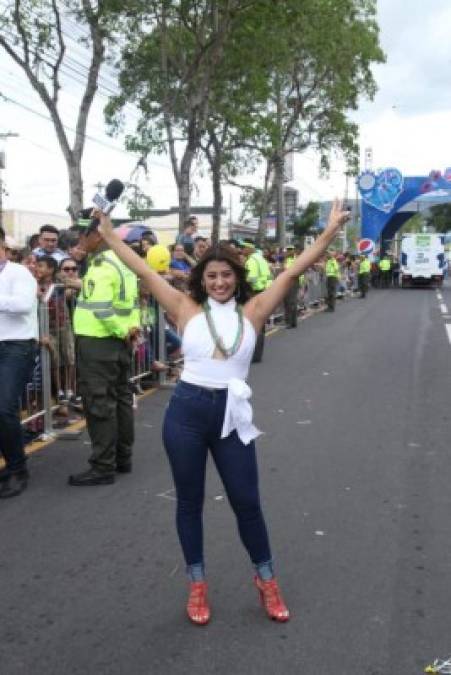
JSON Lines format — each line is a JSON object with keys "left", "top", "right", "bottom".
{"left": 275, "top": 153, "right": 286, "bottom": 248}
{"left": 0, "top": 3, "right": 105, "bottom": 224}
{"left": 256, "top": 160, "right": 273, "bottom": 246}
{"left": 67, "top": 159, "right": 84, "bottom": 222}
{"left": 177, "top": 116, "right": 198, "bottom": 231}
{"left": 178, "top": 155, "right": 192, "bottom": 232}
{"left": 211, "top": 160, "right": 222, "bottom": 245}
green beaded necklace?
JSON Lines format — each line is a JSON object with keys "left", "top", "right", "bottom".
{"left": 203, "top": 300, "right": 244, "bottom": 359}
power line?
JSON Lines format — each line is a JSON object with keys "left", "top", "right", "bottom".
{"left": 0, "top": 90, "right": 171, "bottom": 169}
{"left": 0, "top": 73, "right": 126, "bottom": 142}
{"left": 0, "top": 3, "right": 127, "bottom": 96}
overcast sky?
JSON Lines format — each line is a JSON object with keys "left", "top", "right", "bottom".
{"left": 1, "top": 0, "right": 451, "bottom": 219}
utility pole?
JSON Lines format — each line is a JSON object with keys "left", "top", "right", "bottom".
{"left": 275, "top": 78, "right": 286, "bottom": 249}
{"left": 0, "top": 132, "right": 19, "bottom": 229}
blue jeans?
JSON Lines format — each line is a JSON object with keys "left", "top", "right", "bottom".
{"left": 163, "top": 381, "right": 272, "bottom": 568}
{"left": 0, "top": 340, "right": 36, "bottom": 473}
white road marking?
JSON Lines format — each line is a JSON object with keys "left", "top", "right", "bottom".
{"left": 296, "top": 420, "right": 312, "bottom": 425}
{"left": 157, "top": 488, "right": 176, "bottom": 501}
{"left": 446, "top": 324, "right": 451, "bottom": 344}
{"left": 437, "top": 292, "right": 443, "bottom": 300}
{"left": 440, "top": 303, "right": 448, "bottom": 314}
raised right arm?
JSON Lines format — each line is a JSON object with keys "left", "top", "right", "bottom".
{"left": 97, "top": 212, "right": 193, "bottom": 321}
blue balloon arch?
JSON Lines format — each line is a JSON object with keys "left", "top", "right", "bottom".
{"left": 360, "top": 170, "right": 451, "bottom": 251}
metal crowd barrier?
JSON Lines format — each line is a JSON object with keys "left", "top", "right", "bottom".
{"left": 21, "top": 284, "right": 79, "bottom": 440}
{"left": 304, "top": 268, "right": 326, "bottom": 307}
{"left": 21, "top": 285, "right": 166, "bottom": 441}
{"left": 130, "top": 296, "right": 157, "bottom": 390}
{"left": 19, "top": 265, "right": 338, "bottom": 443}
{"left": 20, "top": 299, "right": 53, "bottom": 439}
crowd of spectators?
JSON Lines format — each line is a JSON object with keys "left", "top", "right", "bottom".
{"left": 3, "top": 213, "right": 400, "bottom": 447}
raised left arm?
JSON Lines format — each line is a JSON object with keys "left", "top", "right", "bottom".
{"left": 244, "top": 200, "right": 350, "bottom": 330}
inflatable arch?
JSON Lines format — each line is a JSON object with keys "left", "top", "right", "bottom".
{"left": 359, "top": 169, "right": 451, "bottom": 253}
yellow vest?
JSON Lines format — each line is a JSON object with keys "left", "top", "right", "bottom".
{"left": 284, "top": 255, "right": 304, "bottom": 284}
{"left": 359, "top": 258, "right": 371, "bottom": 274}
{"left": 325, "top": 258, "right": 340, "bottom": 278}
{"left": 74, "top": 249, "right": 139, "bottom": 339}
{"left": 245, "top": 252, "right": 272, "bottom": 291}
{"left": 379, "top": 258, "right": 391, "bottom": 271}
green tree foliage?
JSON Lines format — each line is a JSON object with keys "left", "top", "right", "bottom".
{"left": 105, "top": 0, "right": 258, "bottom": 231}
{"left": 399, "top": 213, "right": 425, "bottom": 235}
{"left": 106, "top": 0, "right": 384, "bottom": 239}
{"left": 123, "top": 183, "right": 154, "bottom": 219}
{"left": 249, "top": 0, "right": 384, "bottom": 243}
{"left": 293, "top": 202, "right": 320, "bottom": 241}
{"left": 425, "top": 204, "right": 451, "bottom": 233}
{"left": 239, "top": 188, "right": 265, "bottom": 221}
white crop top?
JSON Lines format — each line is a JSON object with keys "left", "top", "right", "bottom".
{"left": 180, "top": 297, "right": 256, "bottom": 389}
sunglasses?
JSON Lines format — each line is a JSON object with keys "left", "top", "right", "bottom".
{"left": 62, "top": 266, "right": 77, "bottom": 272}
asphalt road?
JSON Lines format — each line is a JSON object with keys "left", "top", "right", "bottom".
{"left": 2, "top": 283, "right": 451, "bottom": 675}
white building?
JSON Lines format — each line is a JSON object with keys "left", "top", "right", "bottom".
{"left": 3, "top": 209, "right": 71, "bottom": 245}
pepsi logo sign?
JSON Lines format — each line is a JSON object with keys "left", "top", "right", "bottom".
{"left": 358, "top": 239, "right": 375, "bottom": 255}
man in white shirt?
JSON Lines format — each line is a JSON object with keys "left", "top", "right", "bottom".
{"left": 0, "top": 226, "right": 38, "bottom": 499}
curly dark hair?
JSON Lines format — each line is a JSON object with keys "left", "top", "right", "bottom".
{"left": 188, "top": 244, "right": 252, "bottom": 305}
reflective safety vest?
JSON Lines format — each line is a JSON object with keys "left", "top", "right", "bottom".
{"left": 379, "top": 258, "right": 391, "bottom": 271}
{"left": 74, "top": 249, "right": 139, "bottom": 339}
{"left": 284, "top": 255, "right": 304, "bottom": 284}
{"left": 359, "top": 258, "right": 371, "bottom": 274}
{"left": 325, "top": 258, "right": 340, "bottom": 278}
{"left": 245, "top": 252, "right": 272, "bottom": 291}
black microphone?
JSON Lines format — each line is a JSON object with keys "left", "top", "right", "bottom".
{"left": 75, "top": 179, "right": 125, "bottom": 232}
{"left": 92, "top": 179, "right": 125, "bottom": 215}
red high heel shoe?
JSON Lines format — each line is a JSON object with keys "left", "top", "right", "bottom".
{"left": 254, "top": 576, "right": 290, "bottom": 622}
{"left": 186, "top": 581, "right": 210, "bottom": 625}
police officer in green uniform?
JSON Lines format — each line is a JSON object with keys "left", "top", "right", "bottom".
{"left": 242, "top": 241, "right": 272, "bottom": 362}
{"left": 283, "top": 246, "right": 303, "bottom": 328}
{"left": 379, "top": 255, "right": 391, "bottom": 288}
{"left": 325, "top": 251, "right": 340, "bottom": 311}
{"left": 358, "top": 255, "right": 371, "bottom": 298}
{"left": 69, "top": 217, "right": 140, "bottom": 486}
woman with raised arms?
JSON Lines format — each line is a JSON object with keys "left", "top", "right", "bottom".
{"left": 96, "top": 201, "right": 350, "bottom": 626}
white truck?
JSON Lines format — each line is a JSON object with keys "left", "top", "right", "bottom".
{"left": 400, "top": 233, "right": 446, "bottom": 288}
